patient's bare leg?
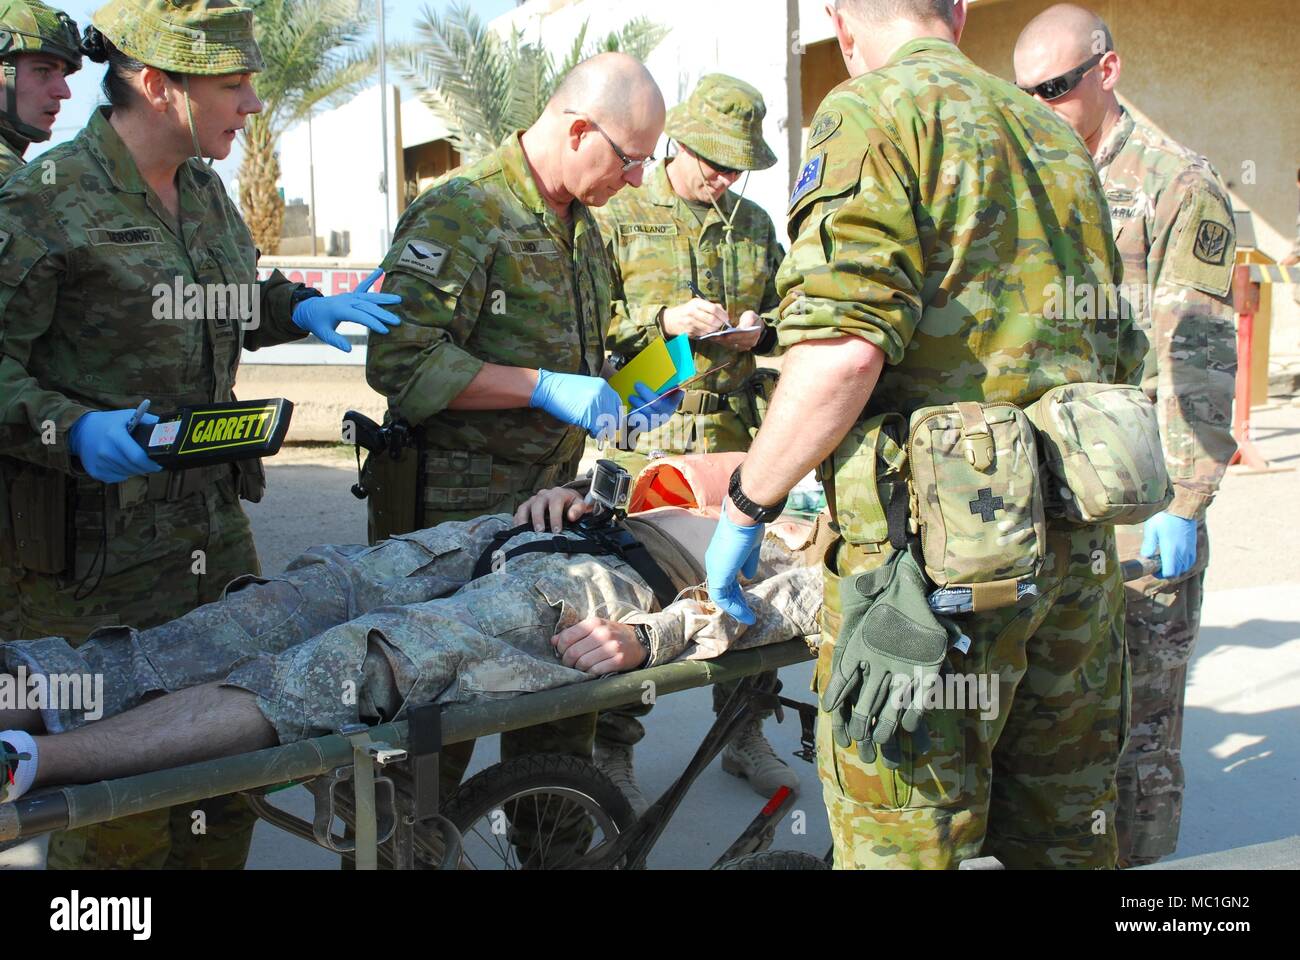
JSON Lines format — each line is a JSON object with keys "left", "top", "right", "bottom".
{"left": 31, "top": 683, "right": 277, "bottom": 789}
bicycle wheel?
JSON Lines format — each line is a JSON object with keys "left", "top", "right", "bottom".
{"left": 442, "top": 754, "right": 637, "bottom": 870}
{"left": 713, "top": 850, "right": 832, "bottom": 870}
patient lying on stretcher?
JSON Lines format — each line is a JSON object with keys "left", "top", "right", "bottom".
{"left": 0, "top": 453, "right": 826, "bottom": 802}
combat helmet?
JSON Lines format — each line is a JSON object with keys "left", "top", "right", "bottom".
{"left": 0, "top": 0, "right": 81, "bottom": 144}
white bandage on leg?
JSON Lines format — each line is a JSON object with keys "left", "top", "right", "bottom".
{"left": 1, "top": 730, "right": 38, "bottom": 801}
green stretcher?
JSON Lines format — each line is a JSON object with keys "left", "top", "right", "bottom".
{"left": 0, "top": 638, "right": 817, "bottom": 869}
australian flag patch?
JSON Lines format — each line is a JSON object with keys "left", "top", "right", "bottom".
{"left": 789, "top": 152, "right": 825, "bottom": 209}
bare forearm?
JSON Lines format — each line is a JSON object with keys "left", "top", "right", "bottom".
{"left": 446, "top": 363, "right": 542, "bottom": 411}
{"left": 739, "top": 336, "right": 884, "bottom": 506}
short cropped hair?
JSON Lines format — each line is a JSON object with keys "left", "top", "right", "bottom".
{"left": 836, "top": 0, "right": 959, "bottom": 26}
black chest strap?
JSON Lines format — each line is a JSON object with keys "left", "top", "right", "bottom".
{"left": 471, "top": 522, "right": 679, "bottom": 610}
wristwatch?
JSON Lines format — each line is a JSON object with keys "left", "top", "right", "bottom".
{"left": 727, "top": 466, "right": 786, "bottom": 523}
{"left": 290, "top": 285, "right": 324, "bottom": 309}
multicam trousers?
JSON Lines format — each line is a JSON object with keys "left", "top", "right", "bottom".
{"left": 814, "top": 525, "right": 1129, "bottom": 869}
{"left": 1113, "top": 520, "right": 1209, "bottom": 867}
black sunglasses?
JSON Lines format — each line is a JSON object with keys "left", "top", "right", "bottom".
{"left": 1018, "top": 52, "right": 1103, "bottom": 101}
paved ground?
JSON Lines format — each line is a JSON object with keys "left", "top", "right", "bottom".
{"left": 4, "top": 402, "right": 1298, "bottom": 870}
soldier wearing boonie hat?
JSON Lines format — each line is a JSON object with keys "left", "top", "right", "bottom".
{"left": 591, "top": 74, "right": 796, "bottom": 811}
{"left": 88, "top": 0, "right": 264, "bottom": 162}
{"left": 0, "top": 0, "right": 402, "bottom": 870}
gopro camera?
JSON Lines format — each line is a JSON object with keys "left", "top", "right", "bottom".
{"left": 586, "top": 459, "right": 632, "bottom": 518}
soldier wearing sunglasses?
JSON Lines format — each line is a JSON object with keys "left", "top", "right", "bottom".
{"left": 1016, "top": 4, "right": 1238, "bottom": 869}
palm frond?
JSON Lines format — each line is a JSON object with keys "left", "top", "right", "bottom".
{"left": 400, "top": 5, "right": 670, "bottom": 160}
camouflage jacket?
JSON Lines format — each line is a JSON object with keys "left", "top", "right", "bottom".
{"left": 367, "top": 132, "right": 610, "bottom": 472}
{"left": 0, "top": 121, "right": 27, "bottom": 182}
{"left": 0, "top": 107, "right": 305, "bottom": 475}
{"left": 777, "top": 38, "right": 1145, "bottom": 422}
{"left": 593, "top": 160, "right": 783, "bottom": 396}
{"left": 1095, "top": 109, "right": 1237, "bottom": 520}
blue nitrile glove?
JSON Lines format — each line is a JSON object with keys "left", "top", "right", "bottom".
{"left": 1141, "top": 511, "right": 1198, "bottom": 579}
{"left": 705, "top": 507, "right": 765, "bottom": 625}
{"left": 530, "top": 369, "right": 626, "bottom": 440}
{"left": 69, "top": 409, "right": 162, "bottom": 484}
{"left": 627, "top": 380, "right": 682, "bottom": 435}
{"left": 291, "top": 268, "right": 402, "bottom": 353}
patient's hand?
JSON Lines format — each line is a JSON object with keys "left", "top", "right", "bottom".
{"left": 515, "top": 487, "right": 592, "bottom": 533}
{"left": 552, "top": 616, "right": 646, "bottom": 675}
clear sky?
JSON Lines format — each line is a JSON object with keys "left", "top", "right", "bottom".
{"left": 29, "top": 0, "right": 520, "bottom": 181}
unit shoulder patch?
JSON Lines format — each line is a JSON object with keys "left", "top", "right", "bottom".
{"left": 1193, "top": 219, "right": 1230, "bottom": 265}
{"left": 807, "top": 110, "right": 842, "bottom": 149}
{"left": 1165, "top": 188, "right": 1235, "bottom": 298}
{"left": 395, "top": 238, "right": 450, "bottom": 280}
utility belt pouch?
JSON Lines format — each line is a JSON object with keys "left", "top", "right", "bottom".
{"left": 422, "top": 450, "right": 494, "bottom": 514}
{"left": 739, "top": 368, "right": 780, "bottom": 434}
{"left": 8, "top": 464, "right": 70, "bottom": 575}
{"left": 364, "top": 445, "right": 421, "bottom": 544}
{"left": 907, "top": 401, "right": 1045, "bottom": 607}
{"left": 819, "top": 412, "right": 909, "bottom": 553}
{"left": 1025, "top": 382, "right": 1172, "bottom": 525}
{"left": 234, "top": 457, "right": 268, "bottom": 504}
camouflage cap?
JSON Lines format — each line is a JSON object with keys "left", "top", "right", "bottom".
{"left": 0, "top": 0, "right": 82, "bottom": 71}
{"left": 91, "top": 0, "right": 263, "bottom": 75}
{"left": 664, "top": 74, "right": 776, "bottom": 172}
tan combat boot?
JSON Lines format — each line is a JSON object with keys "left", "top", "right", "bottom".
{"left": 721, "top": 719, "right": 800, "bottom": 799}
{"left": 594, "top": 742, "right": 650, "bottom": 817}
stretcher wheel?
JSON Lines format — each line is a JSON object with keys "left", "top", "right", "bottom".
{"left": 713, "top": 850, "right": 832, "bottom": 870}
{"left": 441, "top": 754, "right": 637, "bottom": 870}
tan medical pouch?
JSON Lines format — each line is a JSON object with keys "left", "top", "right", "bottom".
{"left": 1025, "top": 383, "right": 1172, "bottom": 526}
{"left": 907, "top": 402, "right": 1045, "bottom": 608}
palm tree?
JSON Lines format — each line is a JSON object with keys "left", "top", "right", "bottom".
{"left": 395, "top": 2, "right": 669, "bottom": 165}
{"left": 239, "top": 0, "right": 379, "bottom": 254}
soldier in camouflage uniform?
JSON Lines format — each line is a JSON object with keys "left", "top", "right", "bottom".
{"left": 0, "top": 0, "right": 400, "bottom": 869}
{"left": 0, "top": 1, "right": 79, "bottom": 179}
{"left": 365, "top": 53, "right": 666, "bottom": 798}
{"left": 706, "top": 0, "right": 1147, "bottom": 869}
{"left": 0, "top": 1, "right": 81, "bottom": 640}
{"left": 589, "top": 75, "right": 795, "bottom": 810}
{"left": 1015, "top": 4, "right": 1238, "bottom": 868}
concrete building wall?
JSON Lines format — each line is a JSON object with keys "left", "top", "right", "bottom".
{"left": 277, "top": 84, "right": 405, "bottom": 263}
{"left": 960, "top": 0, "right": 1297, "bottom": 261}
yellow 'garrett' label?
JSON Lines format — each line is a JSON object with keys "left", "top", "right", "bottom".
{"left": 179, "top": 406, "right": 276, "bottom": 455}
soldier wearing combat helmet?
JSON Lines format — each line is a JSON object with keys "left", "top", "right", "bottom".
{"left": 0, "top": 0, "right": 80, "bottom": 179}
{"left": 590, "top": 74, "right": 795, "bottom": 812}
{"left": 0, "top": 1, "right": 80, "bottom": 645}
{"left": 0, "top": 0, "right": 401, "bottom": 869}
{"left": 1015, "top": 3, "right": 1238, "bottom": 868}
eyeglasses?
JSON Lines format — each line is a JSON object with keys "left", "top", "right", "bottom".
{"left": 1017, "top": 52, "right": 1104, "bottom": 101}
{"left": 563, "top": 109, "right": 655, "bottom": 173}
